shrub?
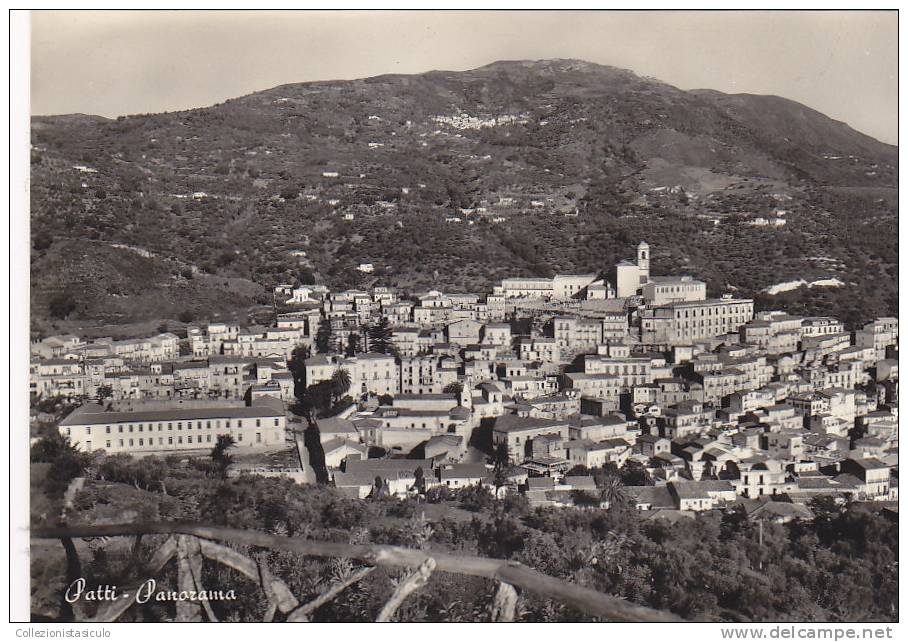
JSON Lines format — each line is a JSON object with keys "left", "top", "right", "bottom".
{"left": 48, "top": 293, "right": 77, "bottom": 319}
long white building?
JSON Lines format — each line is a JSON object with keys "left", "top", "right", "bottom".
{"left": 59, "top": 401, "right": 287, "bottom": 454}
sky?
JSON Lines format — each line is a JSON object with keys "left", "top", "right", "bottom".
{"left": 30, "top": 10, "right": 898, "bottom": 144}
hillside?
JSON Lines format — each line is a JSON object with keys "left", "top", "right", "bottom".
{"left": 29, "top": 59, "right": 898, "bottom": 334}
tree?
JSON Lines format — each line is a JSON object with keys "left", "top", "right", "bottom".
{"left": 599, "top": 473, "right": 628, "bottom": 509}
{"left": 301, "top": 381, "right": 333, "bottom": 421}
{"left": 367, "top": 317, "right": 394, "bottom": 355}
{"left": 330, "top": 368, "right": 352, "bottom": 404}
{"left": 96, "top": 384, "right": 114, "bottom": 401}
{"left": 414, "top": 466, "right": 426, "bottom": 495}
{"left": 458, "top": 484, "right": 495, "bottom": 512}
{"left": 33, "top": 234, "right": 53, "bottom": 251}
{"left": 297, "top": 267, "right": 316, "bottom": 285}
{"left": 48, "top": 293, "right": 77, "bottom": 320}
{"left": 30, "top": 432, "right": 92, "bottom": 498}
{"left": 345, "top": 332, "right": 360, "bottom": 357}
{"left": 211, "top": 434, "right": 236, "bottom": 478}
{"left": 287, "top": 344, "right": 310, "bottom": 401}
{"left": 315, "top": 318, "right": 333, "bottom": 353}
{"left": 492, "top": 442, "right": 511, "bottom": 493}
{"left": 442, "top": 381, "right": 464, "bottom": 398}
{"left": 619, "top": 460, "right": 648, "bottom": 486}
{"left": 372, "top": 476, "right": 389, "bottom": 500}
{"left": 572, "top": 490, "right": 601, "bottom": 507}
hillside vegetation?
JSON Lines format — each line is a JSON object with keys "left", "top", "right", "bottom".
{"left": 30, "top": 444, "right": 899, "bottom": 623}
{"left": 30, "top": 59, "right": 898, "bottom": 333}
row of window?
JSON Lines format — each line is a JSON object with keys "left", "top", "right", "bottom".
{"left": 89, "top": 432, "right": 265, "bottom": 450}
{"left": 596, "top": 365, "right": 649, "bottom": 375}
{"left": 78, "top": 417, "right": 281, "bottom": 435}
{"left": 677, "top": 317, "right": 748, "bottom": 328}
{"left": 675, "top": 306, "right": 750, "bottom": 318}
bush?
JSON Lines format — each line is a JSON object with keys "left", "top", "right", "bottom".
{"left": 48, "top": 293, "right": 77, "bottom": 320}
{"left": 425, "top": 486, "right": 452, "bottom": 503}
{"left": 386, "top": 497, "right": 419, "bottom": 518}
{"left": 457, "top": 484, "right": 494, "bottom": 512}
{"left": 33, "top": 234, "right": 53, "bottom": 251}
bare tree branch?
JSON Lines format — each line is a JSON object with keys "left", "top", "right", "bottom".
{"left": 90, "top": 536, "right": 177, "bottom": 623}
{"left": 287, "top": 566, "right": 375, "bottom": 622}
{"left": 491, "top": 581, "right": 518, "bottom": 622}
{"left": 376, "top": 557, "right": 436, "bottom": 622}
{"left": 34, "top": 522, "right": 683, "bottom": 622}
{"left": 196, "top": 539, "right": 299, "bottom": 615}
{"left": 177, "top": 536, "right": 218, "bottom": 622}
{"left": 176, "top": 536, "right": 204, "bottom": 622}
{"left": 60, "top": 537, "right": 85, "bottom": 622}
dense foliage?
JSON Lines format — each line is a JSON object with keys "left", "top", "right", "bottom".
{"left": 31, "top": 442, "right": 898, "bottom": 623}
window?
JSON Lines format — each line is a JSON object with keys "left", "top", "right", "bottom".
{"left": 105, "top": 440, "right": 111, "bottom": 449}
{"left": 177, "top": 423, "right": 182, "bottom": 430}
{"left": 256, "top": 433, "right": 262, "bottom": 443}
{"left": 274, "top": 419, "right": 279, "bottom": 427}
{"left": 207, "top": 435, "right": 212, "bottom": 443}
{"left": 86, "top": 427, "right": 91, "bottom": 435}
{"left": 168, "top": 437, "right": 173, "bottom": 445}
{"left": 256, "top": 419, "right": 261, "bottom": 428}
{"left": 119, "top": 439, "right": 124, "bottom": 447}
{"left": 187, "top": 436, "right": 192, "bottom": 444}
{"left": 86, "top": 441, "right": 92, "bottom": 449}
{"left": 119, "top": 426, "right": 123, "bottom": 433}
{"left": 129, "top": 439, "right": 134, "bottom": 447}
{"left": 138, "top": 438, "right": 144, "bottom": 446}
{"left": 105, "top": 426, "right": 110, "bottom": 434}
{"left": 238, "top": 433, "right": 243, "bottom": 442}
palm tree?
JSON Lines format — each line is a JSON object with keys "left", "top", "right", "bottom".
{"left": 599, "top": 474, "right": 628, "bottom": 509}
{"left": 330, "top": 368, "right": 352, "bottom": 404}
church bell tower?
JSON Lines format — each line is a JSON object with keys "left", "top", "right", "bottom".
{"left": 637, "top": 241, "right": 650, "bottom": 284}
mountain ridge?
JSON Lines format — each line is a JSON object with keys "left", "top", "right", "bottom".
{"left": 29, "top": 58, "right": 898, "bottom": 334}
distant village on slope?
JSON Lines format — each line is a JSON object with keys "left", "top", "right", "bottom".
{"left": 32, "top": 240, "right": 898, "bottom": 515}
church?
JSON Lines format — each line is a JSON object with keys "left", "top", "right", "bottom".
{"left": 615, "top": 241, "right": 651, "bottom": 298}
{"left": 613, "top": 241, "right": 707, "bottom": 305}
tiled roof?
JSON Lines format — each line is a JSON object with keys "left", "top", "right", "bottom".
{"left": 60, "top": 404, "right": 282, "bottom": 426}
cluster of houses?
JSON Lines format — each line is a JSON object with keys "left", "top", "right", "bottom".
{"left": 33, "top": 242, "right": 898, "bottom": 516}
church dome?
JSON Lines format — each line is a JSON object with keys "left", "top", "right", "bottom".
{"left": 449, "top": 405, "right": 471, "bottom": 420}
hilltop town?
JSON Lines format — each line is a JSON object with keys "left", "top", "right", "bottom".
{"left": 32, "top": 240, "right": 898, "bottom": 518}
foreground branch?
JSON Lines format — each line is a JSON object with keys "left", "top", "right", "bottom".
{"left": 32, "top": 522, "right": 682, "bottom": 622}
{"left": 376, "top": 557, "right": 436, "bottom": 622}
